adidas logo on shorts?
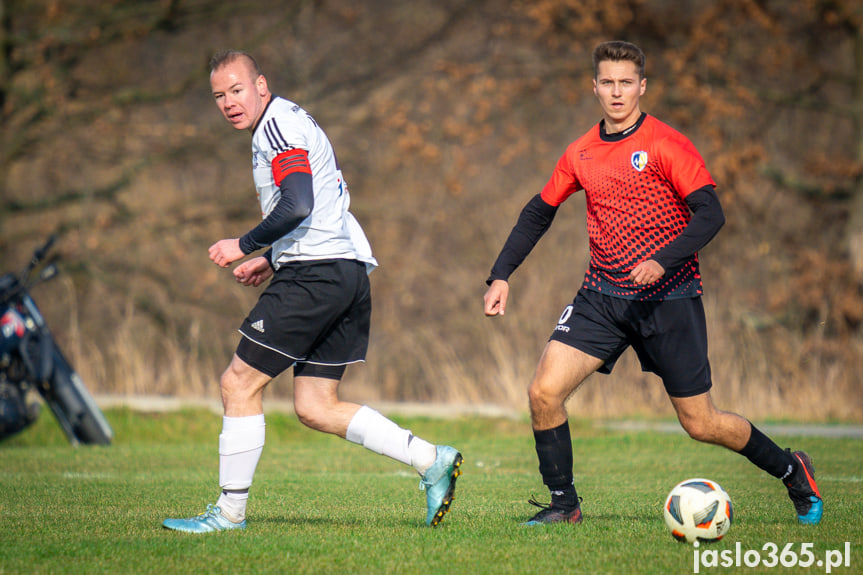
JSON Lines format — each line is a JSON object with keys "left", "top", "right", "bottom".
{"left": 250, "top": 319, "right": 265, "bottom": 333}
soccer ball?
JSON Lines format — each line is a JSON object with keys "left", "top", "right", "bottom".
{"left": 663, "top": 478, "right": 733, "bottom": 544}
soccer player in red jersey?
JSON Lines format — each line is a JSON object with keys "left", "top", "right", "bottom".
{"left": 483, "top": 41, "right": 822, "bottom": 526}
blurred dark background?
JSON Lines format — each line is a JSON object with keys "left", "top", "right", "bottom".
{"left": 1, "top": 0, "right": 861, "bottom": 421}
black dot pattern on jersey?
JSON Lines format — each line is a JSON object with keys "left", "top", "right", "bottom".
{"left": 541, "top": 116, "right": 715, "bottom": 301}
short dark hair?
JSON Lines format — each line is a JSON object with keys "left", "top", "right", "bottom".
{"left": 209, "top": 49, "right": 263, "bottom": 79}
{"left": 592, "top": 41, "right": 645, "bottom": 79}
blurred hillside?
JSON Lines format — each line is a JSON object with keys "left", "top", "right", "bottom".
{"left": 1, "top": 0, "right": 862, "bottom": 421}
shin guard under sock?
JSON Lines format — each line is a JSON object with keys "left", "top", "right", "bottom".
{"left": 534, "top": 421, "right": 578, "bottom": 506}
{"left": 738, "top": 423, "right": 795, "bottom": 480}
{"left": 218, "top": 414, "right": 266, "bottom": 521}
{"left": 345, "top": 405, "right": 437, "bottom": 473}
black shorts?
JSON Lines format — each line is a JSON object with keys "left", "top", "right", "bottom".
{"left": 548, "top": 288, "right": 712, "bottom": 398}
{"left": 236, "top": 259, "right": 371, "bottom": 378}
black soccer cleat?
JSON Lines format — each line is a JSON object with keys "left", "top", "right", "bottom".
{"left": 783, "top": 450, "right": 823, "bottom": 524}
{"left": 522, "top": 496, "right": 583, "bottom": 526}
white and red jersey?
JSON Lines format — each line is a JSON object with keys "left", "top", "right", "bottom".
{"left": 251, "top": 96, "right": 377, "bottom": 271}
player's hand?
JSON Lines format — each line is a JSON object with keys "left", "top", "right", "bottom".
{"left": 630, "top": 259, "right": 665, "bottom": 285}
{"left": 208, "top": 238, "right": 244, "bottom": 268}
{"left": 484, "top": 279, "right": 509, "bottom": 316}
{"left": 233, "top": 256, "right": 273, "bottom": 287}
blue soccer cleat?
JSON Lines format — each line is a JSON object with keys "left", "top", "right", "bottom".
{"left": 162, "top": 504, "right": 246, "bottom": 533}
{"left": 420, "top": 445, "right": 463, "bottom": 527}
{"left": 784, "top": 451, "right": 823, "bottom": 525}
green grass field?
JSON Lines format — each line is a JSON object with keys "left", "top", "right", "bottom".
{"left": 0, "top": 408, "right": 860, "bottom": 574}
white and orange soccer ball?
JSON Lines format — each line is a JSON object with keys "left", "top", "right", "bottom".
{"left": 663, "top": 478, "right": 733, "bottom": 544}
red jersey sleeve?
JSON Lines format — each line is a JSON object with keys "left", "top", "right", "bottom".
{"left": 657, "top": 131, "right": 715, "bottom": 199}
{"left": 540, "top": 142, "right": 582, "bottom": 207}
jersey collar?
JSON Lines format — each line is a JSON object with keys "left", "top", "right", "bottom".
{"left": 251, "top": 94, "right": 278, "bottom": 135}
{"left": 599, "top": 112, "right": 647, "bottom": 142}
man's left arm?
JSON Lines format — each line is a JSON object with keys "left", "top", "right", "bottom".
{"left": 238, "top": 149, "right": 314, "bottom": 255}
{"left": 630, "top": 185, "right": 725, "bottom": 284}
{"left": 209, "top": 149, "right": 314, "bottom": 269}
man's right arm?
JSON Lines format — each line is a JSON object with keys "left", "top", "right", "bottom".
{"left": 486, "top": 193, "right": 559, "bottom": 285}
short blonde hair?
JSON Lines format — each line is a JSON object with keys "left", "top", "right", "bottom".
{"left": 209, "top": 50, "right": 263, "bottom": 81}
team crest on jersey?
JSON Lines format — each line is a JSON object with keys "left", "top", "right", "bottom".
{"left": 631, "top": 151, "right": 648, "bottom": 172}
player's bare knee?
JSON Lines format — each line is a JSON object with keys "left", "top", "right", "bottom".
{"left": 219, "top": 369, "right": 261, "bottom": 408}
{"left": 219, "top": 372, "right": 244, "bottom": 402}
{"left": 528, "top": 381, "right": 559, "bottom": 415}
{"left": 293, "top": 401, "right": 317, "bottom": 429}
{"left": 680, "top": 417, "right": 715, "bottom": 443}
{"left": 294, "top": 400, "right": 327, "bottom": 431}
{"left": 526, "top": 381, "right": 545, "bottom": 409}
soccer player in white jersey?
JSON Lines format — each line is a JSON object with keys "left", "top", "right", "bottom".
{"left": 163, "top": 50, "right": 462, "bottom": 533}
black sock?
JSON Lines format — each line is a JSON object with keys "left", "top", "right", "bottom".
{"left": 737, "top": 423, "right": 794, "bottom": 480}
{"left": 534, "top": 421, "right": 578, "bottom": 507}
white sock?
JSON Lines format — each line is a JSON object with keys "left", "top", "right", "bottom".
{"left": 345, "top": 405, "right": 437, "bottom": 474}
{"left": 216, "top": 490, "right": 248, "bottom": 523}
{"left": 218, "top": 414, "right": 266, "bottom": 522}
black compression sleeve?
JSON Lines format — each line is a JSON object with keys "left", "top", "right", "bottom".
{"left": 239, "top": 171, "right": 314, "bottom": 255}
{"left": 486, "top": 194, "right": 558, "bottom": 284}
{"left": 262, "top": 247, "right": 275, "bottom": 270}
{"left": 652, "top": 185, "right": 725, "bottom": 270}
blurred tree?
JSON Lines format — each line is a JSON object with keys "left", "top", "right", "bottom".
{"left": 0, "top": 0, "right": 187, "bottom": 213}
{"left": 842, "top": 3, "right": 863, "bottom": 279}
{"left": 0, "top": 0, "right": 8, "bottom": 113}
{"left": 752, "top": 0, "right": 863, "bottom": 281}
{"left": 0, "top": 0, "right": 859, "bottom": 414}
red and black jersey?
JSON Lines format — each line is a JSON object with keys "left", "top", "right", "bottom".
{"left": 541, "top": 114, "right": 716, "bottom": 300}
